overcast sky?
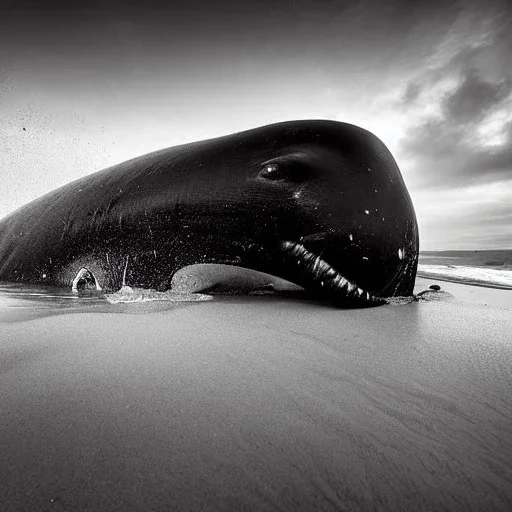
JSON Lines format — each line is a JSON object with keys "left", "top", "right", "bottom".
{"left": 1, "top": 0, "right": 511, "bottom": 249}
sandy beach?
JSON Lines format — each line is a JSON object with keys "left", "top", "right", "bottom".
{"left": 1, "top": 278, "right": 511, "bottom": 511}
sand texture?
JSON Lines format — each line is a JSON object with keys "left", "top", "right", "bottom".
{"left": 1, "top": 281, "right": 512, "bottom": 511}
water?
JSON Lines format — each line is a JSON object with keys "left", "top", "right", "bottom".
{"left": 419, "top": 249, "right": 512, "bottom": 289}
{"left": 420, "top": 249, "right": 512, "bottom": 268}
{"left": 0, "top": 283, "right": 211, "bottom": 322}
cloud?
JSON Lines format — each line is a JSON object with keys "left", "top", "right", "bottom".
{"left": 412, "top": 179, "right": 512, "bottom": 249}
{"left": 394, "top": 4, "right": 512, "bottom": 191}
{"left": 362, "top": 0, "right": 512, "bottom": 249}
{"left": 403, "top": 82, "right": 422, "bottom": 104}
{"left": 444, "top": 68, "right": 511, "bottom": 123}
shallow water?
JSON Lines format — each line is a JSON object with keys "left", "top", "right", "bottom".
{"left": 0, "top": 283, "right": 217, "bottom": 322}
{"left": 0, "top": 280, "right": 452, "bottom": 323}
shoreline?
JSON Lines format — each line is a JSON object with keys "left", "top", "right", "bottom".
{"left": 417, "top": 271, "right": 512, "bottom": 291}
{"left": 415, "top": 276, "right": 512, "bottom": 309}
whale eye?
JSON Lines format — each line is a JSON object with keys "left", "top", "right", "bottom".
{"left": 260, "top": 163, "right": 282, "bottom": 180}
{"left": 258, "top": 157, "right": 312, "bottom": 183}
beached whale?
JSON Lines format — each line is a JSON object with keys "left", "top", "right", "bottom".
{"left": 0, "top": 120, "right": 418, "bottom": 307}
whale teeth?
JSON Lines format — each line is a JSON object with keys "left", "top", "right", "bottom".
{"left": 325, "top": 267, "right": 337, "bottom": 277}
{"left": 312, "top": 255, "right": 322, "bottom": 274}
{"left": 282, "top": 241, "right": 381, "bottom": 304}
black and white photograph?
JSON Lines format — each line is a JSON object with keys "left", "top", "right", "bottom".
{"left": 1, "top": 0, "right": 511, "bottom": 510}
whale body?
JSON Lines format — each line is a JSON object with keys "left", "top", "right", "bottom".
{"left": 0, "top": 120, "right": 419, "bottom": 307}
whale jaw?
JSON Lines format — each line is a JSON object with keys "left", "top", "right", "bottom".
{"left": 281, "top": 241, "right": 386, "bottom": 308}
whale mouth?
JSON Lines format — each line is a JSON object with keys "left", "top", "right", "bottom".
{"left": 281, "top": 241, "right": 385, "bottom": 307}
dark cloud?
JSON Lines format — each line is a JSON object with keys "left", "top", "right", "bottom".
{"left": 402, "top": 118, "right": 464, "bottom": 159}
{"left": 402, "top": 116, "right": 512, "bottom": 189}
{"left": 403, "top": 82, "right": 422, "bottom": 104}
{"left": 443, "top": 69, "right": 511, "bottom": 124}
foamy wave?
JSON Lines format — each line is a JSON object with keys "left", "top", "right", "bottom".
{"left": 105, "top": 286, "right": 213, "bottom": 304}
{"left": 418, "top": 265, "right": 512, "bottom": 289}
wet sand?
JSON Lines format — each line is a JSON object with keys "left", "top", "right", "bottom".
{"left": 1, "top": 281, "right": 512, "bottom": 511}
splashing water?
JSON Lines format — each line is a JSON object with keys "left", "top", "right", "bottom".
{"left": 105, "top": 286, "right": 213, "bottom": 304}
